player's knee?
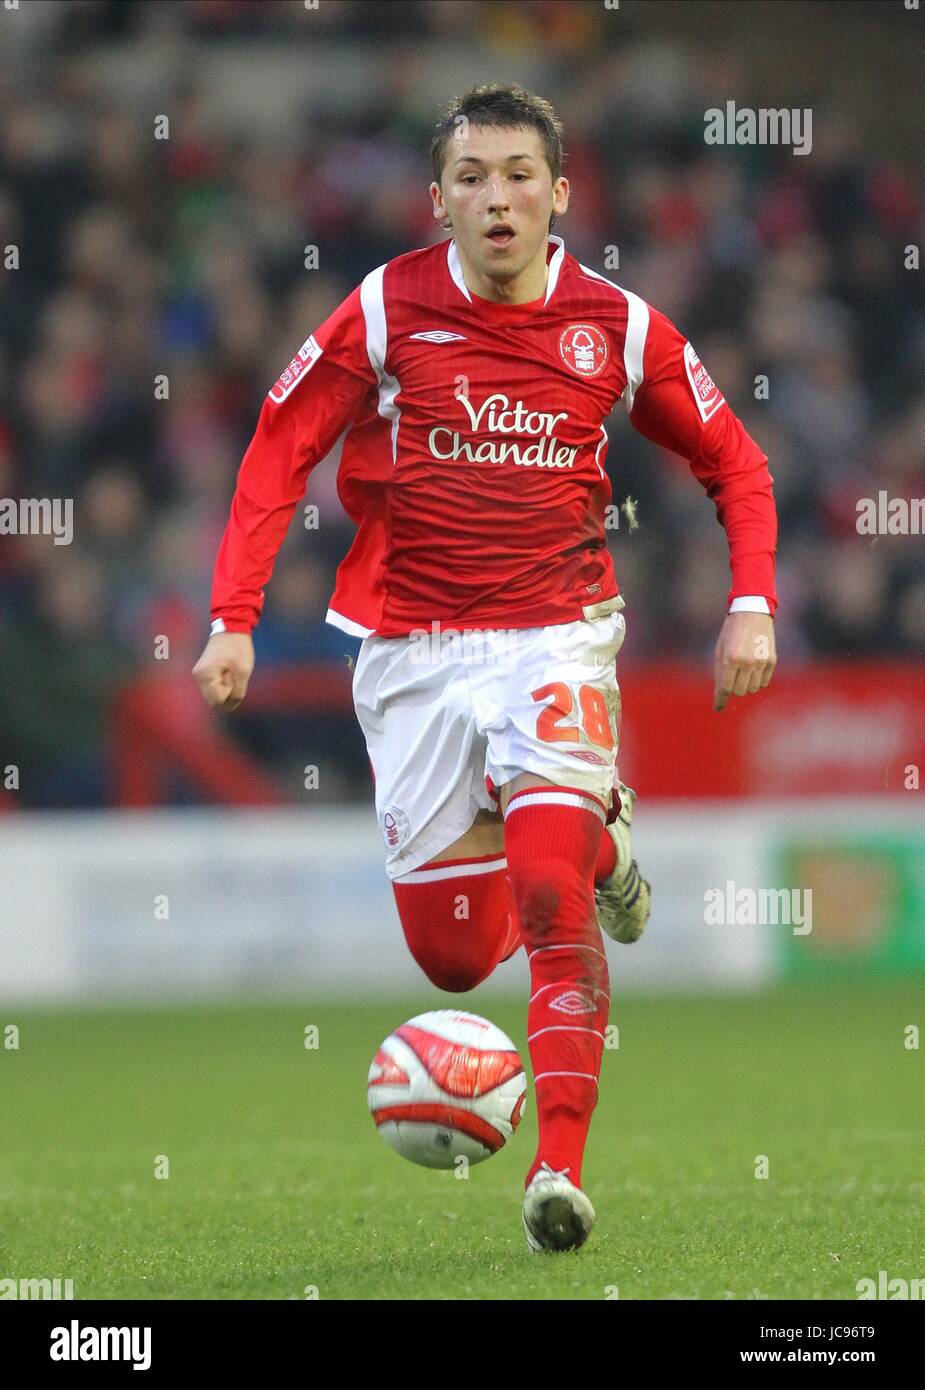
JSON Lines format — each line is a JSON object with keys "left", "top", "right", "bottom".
{"left": 514, "top": 876, "right": 561, "bottom": 941}
{"left": 392, "top": 858, "right": 511, "bottom": 992}
{"left": 510, "top": 862, "right": 595, "bottom": 945}
{"left": 411, "top": 953, "right": 493, "bottom": 994}
{"left": 398, "top": 922, "right": 495, "bottom": 991}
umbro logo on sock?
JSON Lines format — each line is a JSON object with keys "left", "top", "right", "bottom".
{"left": 549, "top": 990, "right": 596, "bottom": 1015}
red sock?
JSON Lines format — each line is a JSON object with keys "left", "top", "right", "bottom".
{"left": 503, "top": 787, "right": 610, "bottom": 1191}
{"left": 393, "top": 853, "right": 520, "bottom": 992}
{"left": 595, "top": 825, "right": 616, "bottom": 882}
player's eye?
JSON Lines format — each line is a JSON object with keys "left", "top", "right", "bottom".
{"left": 458, "top": 171, "right": 529, "bottom": 186}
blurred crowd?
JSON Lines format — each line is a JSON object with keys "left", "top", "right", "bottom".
{"left": 0, "top": 0, "right": 923, "bottom": 806}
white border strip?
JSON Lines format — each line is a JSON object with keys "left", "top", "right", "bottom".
{"left": 395, "top": 856, "right": 508, "bottom": 884}
{"left": 505, "top": 790, "right": 606, "bottom": 823}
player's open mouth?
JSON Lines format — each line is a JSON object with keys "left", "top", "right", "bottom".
{"left": 486, "top": 225, "right": 515, "bottom": 247}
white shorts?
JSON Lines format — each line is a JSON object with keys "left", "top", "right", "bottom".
{"left": 352, "top": 597, "right": 627, "bottom": 879}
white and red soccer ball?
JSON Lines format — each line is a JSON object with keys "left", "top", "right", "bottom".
{"left": 367, "top": 1011, "right": 527, "bottom": 1168}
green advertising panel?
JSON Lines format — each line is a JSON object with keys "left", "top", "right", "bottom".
{"left": 775, "top": 833, "right": 925, "bottom": 980}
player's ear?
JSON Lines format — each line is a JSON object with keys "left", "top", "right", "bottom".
{"left": 430, "top": 179, "right": 451, "bottom": 231}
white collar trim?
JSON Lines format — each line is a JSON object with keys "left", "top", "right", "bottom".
{"left": 447, "top": 234, "right": 566, "bottom": 306}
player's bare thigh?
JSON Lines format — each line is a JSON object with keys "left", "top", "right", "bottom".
{"left": 424, "top": 776, "right": 556, "bottom": 863}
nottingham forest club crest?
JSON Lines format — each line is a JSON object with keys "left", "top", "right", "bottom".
{"left": 558, "top": 323, "right": 608, "bottom": 379}
{"left": 380, "top": 805, "right": 411, "bottom": 850}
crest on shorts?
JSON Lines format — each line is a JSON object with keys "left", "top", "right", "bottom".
{"left": 558, "top": 323, "right": 608, "bottom": 379}
{"left": 381, "top": 805, "right": 411, "bottom": 850}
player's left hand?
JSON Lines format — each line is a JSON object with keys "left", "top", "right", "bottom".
{"left": 712, "top": 612, "right": 776, "bottom": 711}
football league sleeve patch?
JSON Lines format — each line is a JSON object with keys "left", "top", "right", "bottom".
{"left": 682, "top": 341, "right": 726, "bottom": 422}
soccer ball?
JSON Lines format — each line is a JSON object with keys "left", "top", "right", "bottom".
{"left": 367, "top": 1010, "right": 527, "bottom": 1169}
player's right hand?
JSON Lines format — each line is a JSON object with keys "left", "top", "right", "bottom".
{"left": 192, "top": 631, "right": 255, "bottom": 711}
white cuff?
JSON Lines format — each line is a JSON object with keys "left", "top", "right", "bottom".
{"left": 729, "top": 596, "right": 771, "bottom": 615}
{"left": 210, "top": 618, "right": 227, "bottom": 635}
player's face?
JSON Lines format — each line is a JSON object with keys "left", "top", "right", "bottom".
{"left": 431, "top": 125, "right": 568, "bottom": 291}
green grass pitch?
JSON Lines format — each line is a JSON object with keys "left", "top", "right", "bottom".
{"left": 2, "top": 980, "right": 923, "bottom": 1300}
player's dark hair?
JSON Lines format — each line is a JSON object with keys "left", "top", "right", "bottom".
{"left": 431, "top": 83, "right": 565, "bottom": 230}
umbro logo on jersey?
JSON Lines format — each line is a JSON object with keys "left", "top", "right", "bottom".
{"left": 409, "top": 330, "right": 468, "bottom": 344}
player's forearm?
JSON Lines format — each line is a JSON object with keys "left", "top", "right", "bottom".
{"left": 210, "top": 487, "right": 299, "bottom": 633}
{"left": 628, "top": 306, "right": 778, "bottom": 614}
{"left": 689, "top": 410, "right": 778, "bottom": 612}
{"left": 209, "top": 356, "right": 368, "bottom": 634}
{"left": 210, "top": 403, "right": 308, "bottom": 632}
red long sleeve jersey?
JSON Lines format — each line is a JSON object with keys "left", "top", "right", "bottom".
{"left": 211, "top": 234, "right": 777, "bottom": 638}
